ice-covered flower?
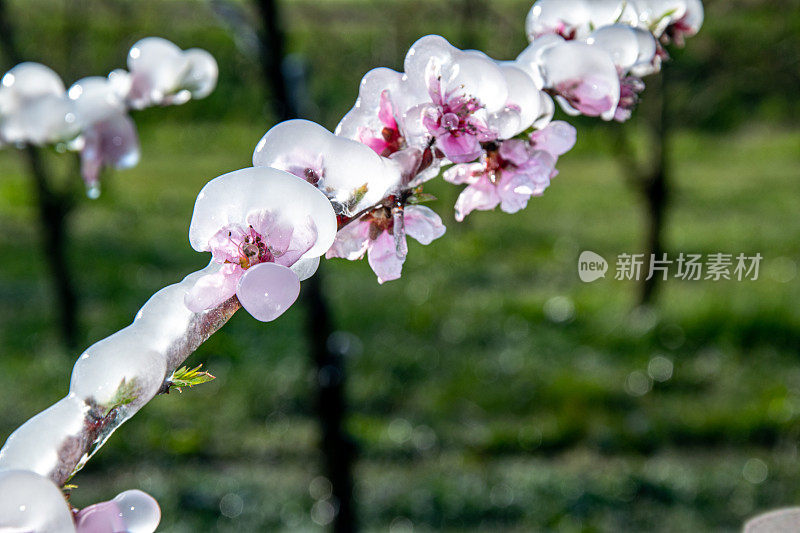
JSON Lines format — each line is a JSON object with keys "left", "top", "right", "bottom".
{"left": 632, "top": 0, "right": 704, "bottom": 44}
{"left": 402, "top": 36, "right": 514, "bottom": 163}
{"left": 525, "top": 0, "right": 639, "bottom": 41}
{"left": 445, "top": 121, "right": 576, "bottom": 221}
{"left": 185, "top": 167, "right": 337, "bottom": 321}
{"left": 254, "top": 119, "right": 404, "bottom": 217}
{"left": 586, "top": 24, "right": 659, "bottom": 75}
{"left": 74, "top": 490, "right": 160, "bottom": 533}
{"left": 584, "top": 24, "right": 658, "bottom": 121}
{"left": 519, "top": 38, "right": 621, "bottom": 120}
{"left": 326, "top": 204, "right": 445, "bottom": 283}
{"left": 124, "top": 37, "right": 218, "bottom": 109}
{"left": 67, "top": 76, "right": 141, "bottom": 197}
{"left": 0, "top": 62, "right": 78, "bottom": 145}
{"left": 336, "top": 67, "right": 409, "bottom": 158}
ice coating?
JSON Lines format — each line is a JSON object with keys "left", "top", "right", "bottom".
{"left": 253, "top": 119, "right": 403, "bottom": 216}
{"left": 493, "top": 64, "right": 543, "bottom": 138}
{"left": 181, "top": 48, "right": 219, "bottom": 99}
{"left": 237, "top": 263, "right": 301, "bottom": 322}
{"left": 189, "top": 166, "right": 337, "bottom": 258}
{"left": 632, "top": 0, "right": 703, "bottom": 37}
{"left": 70, "top": 326, "right": 168, "bottom": 413}
{"left": 515, "top": 34, "right": 565, "bottom": 89}
{"left": 74, "top": 490, "right": 161, "bottom": 533}
{"left": 335, "top": 67, "right": 404, "bottom": 142}
{"left": 78, "top": 113, "right": 141, "bottom": 193}
{"left": 126, "top": 37, "right": 218, "bottom": 108}
{"left": 403, "top": 34, "right": 508, "bottom": 115}
{"left": 0, "top": 470, "right": 76, "bottom": 533}
{"left": 538, "top": 41, "right": 621, "bottom": 120}
{"left": 0, "top": 267, "right": 241, "bottom": 487}
{"left": 0, "top": 396, "right": 86, "bottom": 478}
{"left": 68, "top": 77, "right": 126, "bottom": 128}
{"left": 525, "top": 0, "right": 639, "bottom": 41}
{"left": 0, "top": 62, "right": 77, "bottom": 145}
{"left": 586, "top": 24, "right": 658, "bottom": 73}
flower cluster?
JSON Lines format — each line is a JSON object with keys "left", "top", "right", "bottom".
{"left": 186, "top": 0, "right": 703, "bottom": 303}
{"left": 0, "top": 37, "right": 217, "bottom": 197}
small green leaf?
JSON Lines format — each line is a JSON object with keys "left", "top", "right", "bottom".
{"left": 407, "top": 192, "right": 438, "bottom": 205}
{"left": 650, "top": 8, "right": 678, "bottom": 32}
{"left": 103, "top": 378, "right": 138, "bottom": 414}
{"left": 169, "top": 364, "right": 216, "bottom": 393}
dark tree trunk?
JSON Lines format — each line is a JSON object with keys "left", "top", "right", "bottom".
{"left": 640, "top": 70, "right": 669, "bottom": 305}
{"left": 24, "top": 146, "right": 79, "bottom": 348}
{"left": 253, "top": 1, "right": 357, "bottom": 531}
{"left": 0, "top": 0, "right": 79, "bottom": 348}
{"left": 613, "top": 70, "right": 670, "bottom": 306}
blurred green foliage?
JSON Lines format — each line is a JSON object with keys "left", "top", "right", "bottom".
{"left": 0, "top": 0, "right": 799, "bottom": 531}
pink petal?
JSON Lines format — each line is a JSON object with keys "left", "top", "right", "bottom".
{"left": 377, "top": 90, "right": 398, "bottom": 130}
{"left": 79, "top": 114, "right": 140, "bottom": 189}
{"left": 208, "top": 224, "right": 246, "bottom": 263}
{"left": 497, "top": 139, "right": 531, "bottom": 167}
{"left": 273, "top": 216, "right": 318, "bottom": 267}
{"left": 358, "top": 127, "right": 390, "bottom": 155}
{"left": 453, "top": 174, "right": 500, "bottom": 221}
{"left": 236, "top": 262, "right": 300, "bottom": 322}
{"left": 529, "top": 121, "right": 577, "bottom": 158}
{"left": 404, "top": 205, "right": 446, "bottom": 245}
{"left": 438, "top": 132, "right": 482, "bottom": 164}
{"left": 497, "top": 171, "right": 536, "bottom": 214}
{"left": 184, "top": 264, "right": 241, "bottom": 312}
{"left": 443, "top": 162, "right": 482, "bottom": 185}
{"left": 326, "top": 219, "right": 371, "bottom": 260}
{"left": 367, "top": 230, "right": 405, "bottom": 284}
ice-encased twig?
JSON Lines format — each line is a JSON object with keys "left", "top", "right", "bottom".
{"left": 0, "top": 262, "right": 240, "bottom": 487}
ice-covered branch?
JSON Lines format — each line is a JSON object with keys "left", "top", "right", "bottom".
{"left": 0, "top": 267, "right": 240, "bottom": 487}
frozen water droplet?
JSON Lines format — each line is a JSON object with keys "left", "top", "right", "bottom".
{"left": 75, "top": 490, "right": 160, "bottom": 533}
{"left": 236, "top": 262, "right": 300, "bottom": 322}
{"left": 86, "top": 183, "right": 101, "bottom": 199}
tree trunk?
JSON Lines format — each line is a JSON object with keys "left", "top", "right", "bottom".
{"left": 253, "top": 1, "right": 357, "bottom": 530}
{"left": 0, "top": 0, "right": 79, "bottom": 348}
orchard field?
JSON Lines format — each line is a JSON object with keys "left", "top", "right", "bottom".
{"left": 0, "top": 1, "right": 798, "bottom": 531}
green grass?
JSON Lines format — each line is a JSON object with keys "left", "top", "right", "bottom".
{"left": 0, "top": 119, "right": 798, "bottom": 531}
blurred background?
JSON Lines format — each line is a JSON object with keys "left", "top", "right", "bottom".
{"left": 0, "top": 0, "right": 798, "bottom": 531}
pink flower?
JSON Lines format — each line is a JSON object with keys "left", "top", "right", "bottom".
{"left": 536, "top": 41, "right": 621, "bottom": 120}
{"left": 185, "top": 167, "right": 337, "bottom": 321}
{"left": 358, "top": 90, "right": 404, "bottom": 157}
{"left": 421, "top": 73, "right": 498, "bottom": 163}
{"left": 554, "top": 77, "right": 617, "bottom": 117}
{"left": 444, "top": 122, "right": 576, "bottom": 221}
{"left": 185, "top": 210, "right": 317, "bottom": 315}
{"left": 326, "top": 204, "right": 445, "bottom": 283}
{"left": 253, "top": 119, "right": 404, "bottom": 217}
{"left": 68, "top": 76, "right": 140, "bottom": 197}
